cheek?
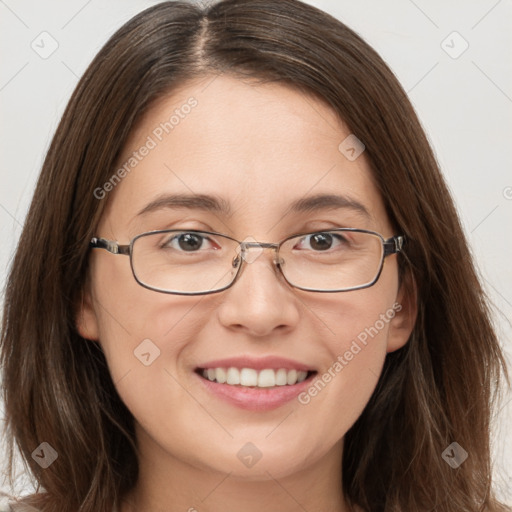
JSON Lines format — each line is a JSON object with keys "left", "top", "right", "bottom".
{"left": 297, "top": 274, "right": 399, "bottom": 429}
{"left": 308, "top": 264, "right": 399, "bottom": 361}
{"left": 90, "top": 261, "right": 217, "bottom": 448}
{"left": 90, "top": 253, "right": 208, "bottom": 380}
{"left": 304, "top": 306, "right": 390, "bottom": 409}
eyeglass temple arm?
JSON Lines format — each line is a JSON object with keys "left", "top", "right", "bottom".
{"left": 89, "top": 237, "right": 130, "bottom": 255}
{"left": 383, "top": 235, "right": 405, "bottom": 257}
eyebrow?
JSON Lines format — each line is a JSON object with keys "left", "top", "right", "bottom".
{"left": 135, "top": 192, "right": 370, "bottom": 218}
{"left": 136, "top": 193, "right": 233, "bottom": 216}
{"left": 290, "top": 193, "right": 370, "bottom": 218}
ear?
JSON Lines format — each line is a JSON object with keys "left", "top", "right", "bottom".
{"left": 386, "top": 269, "right": 417, "bottom": 353}
{"left": 75, "top": 281, "right": 100, "bottom": 341}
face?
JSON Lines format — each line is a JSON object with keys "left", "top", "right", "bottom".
{"left": 79, "top": 74, "right": 414, "bottom": 482}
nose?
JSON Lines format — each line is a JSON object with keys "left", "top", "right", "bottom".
{"left": 216, "top": 244, "right": 301, "bottom": 337}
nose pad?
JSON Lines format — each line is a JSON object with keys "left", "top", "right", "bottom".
{"left": 232, "top": 254, "right": 241, "bottom": 268}
{"left": 235, "top": 237, "right": 265, "bottom": 264}
{"left": 231, "top": 240, "right": 284, "bottom": 277}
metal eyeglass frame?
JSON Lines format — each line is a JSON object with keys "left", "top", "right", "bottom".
{"left": 89, "top": 228, "right": 405, "bottom": 295}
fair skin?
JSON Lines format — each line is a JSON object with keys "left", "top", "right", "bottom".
{"left": 78, "top": 74, "right": 416, "bottom": 512}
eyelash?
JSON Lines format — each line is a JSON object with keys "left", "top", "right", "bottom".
{"left": 159, "top": 231, "right": 351, "bottom": 252}
{"left": 160, "top": 233, "right": 219, "bottom": 251}
{"left": 293, "top": 232, "right": 349, "bottom": 251}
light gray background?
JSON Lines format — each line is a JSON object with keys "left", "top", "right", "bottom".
{"left": 1, "top": 0, "right": 511, "bottom": 503}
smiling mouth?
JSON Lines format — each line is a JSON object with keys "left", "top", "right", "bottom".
{"left": 195, "top": 367, "right": 317, "bottom": 388}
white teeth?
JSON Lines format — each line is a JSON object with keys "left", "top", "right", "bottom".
{"left": 275, "top": 368, "right": 288, "bottom": 385}
{"left": 215, "top": 367, "right": 227, "bottom": 383}
{"left": 226, "top": 367, "right": 240, "bottom": 385}
{"left": 201, "top": 367, "right": 309, "bottom": 387}
{"left": 241, "top": 368, "right": 258, "bottom": 386}
{"left": 258, "top": 369, "right": 275, "bottom": 387}
{"left": 287, "top": 369, "right": 297, "bottom": 385}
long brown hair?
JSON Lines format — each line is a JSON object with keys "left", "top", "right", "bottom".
{"left": 1, "top": 1, "right": 509, "bottom": 510}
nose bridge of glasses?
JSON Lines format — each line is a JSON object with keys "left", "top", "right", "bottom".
{"left": 241, "top": 241, "right": 278, "bottom": 250}
{"left": 237, "top": 241, "right": 282, "bottom": 265}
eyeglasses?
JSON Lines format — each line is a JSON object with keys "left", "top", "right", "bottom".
{"left": 89, "top": 228, "right": 404, "bottom": 295}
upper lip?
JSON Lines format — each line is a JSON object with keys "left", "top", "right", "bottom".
{"left": 196, "top": 355, "right": 316, "bottom": 372}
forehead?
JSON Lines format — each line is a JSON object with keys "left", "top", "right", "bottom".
{"left": 100, "top": 74, "right": 390, "bottom": 237}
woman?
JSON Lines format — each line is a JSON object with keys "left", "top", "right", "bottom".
{"left": 1, "top": 0, "right": 509, "bottom": 511}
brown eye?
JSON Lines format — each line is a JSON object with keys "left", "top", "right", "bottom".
{"left": 162, "top": 232, "right": 214, "bottom": 252}
{"left": 294, "top": 232, "right": 348, "bottom": 252}
{"left": 177, "top": 233, "right": 204, "bottom": 251}
{"left": 309, "top": 233, "right": 333, "bottom": 251}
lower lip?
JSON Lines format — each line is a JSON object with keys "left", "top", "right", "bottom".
{"left": 194, "top": 370, "right": 317, "bottom": 411}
